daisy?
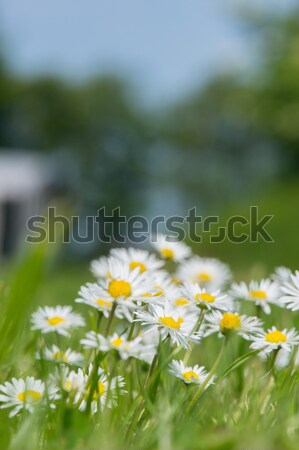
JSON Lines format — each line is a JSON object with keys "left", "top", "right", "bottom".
{"left": 110, "top": 247, "right": 164, "bottom": 273}
{"left": 96, "top": 257, "right": 155, "bottom": 309}
{"left": 281, "top": 270, "right": 299, "bottom": 311}
{"left": 80, "top": 331, "right": 156, "bottom": 362}
{"left": 177, "top": 257, "right": 231, "bottom": 290}
{"left": 230, "top": 279, "right": 281, "bottom": 314}
{"left": 180, "top": 283, "right": 233, "bottom": 311}
{"left": 0, "top": 377, "right": 44, "bottom": 417}
{"left": 151, "top": 234, "right": 191, "bottom": 262}
{"left": 140, "top": 271, "right": 177, "bottom": 304}
{"left": 52, "top": 366, "right": 86, "bottom": 395}
{"left": 169, "top": 360, "right": 214, "bottom": 387}
{"left": 77, "top": 365, "right": 126, "bottom": 414}
{"left": 166, "top": 286, "right": 194, "bottom": 310}
{"left": 36, "top": 345, "right": 84, "bottom": 365}
{"left": 31, "top": 306, "right": 85, "bottom": 336}
{"left": 135, "top": 303, "right": 201, "bottom": 348}
{"left": 76, "top": 282, "right": 115, "bottom": 317}
{"left": 250, "top": 326, "right": 299, "bottom": 353}
{"left": 204, "top": 311, "right": 263, "bottom": 340}
{"left": 90, "top": 255, "right": 111, "bottom": 279}
{"left": 271, "top": 266, "right": 292, "bottom": 284}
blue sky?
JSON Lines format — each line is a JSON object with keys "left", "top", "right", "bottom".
{"left": 0, "top": 0, "right": 296, "bottom": 105}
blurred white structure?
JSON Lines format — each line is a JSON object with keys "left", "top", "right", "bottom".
{"left": 0, "top": 151, "right": 52, "bottom": 256}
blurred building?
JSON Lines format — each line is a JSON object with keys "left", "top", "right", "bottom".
{"left": 0, "top": 151, "right": 53, "bottom": 257}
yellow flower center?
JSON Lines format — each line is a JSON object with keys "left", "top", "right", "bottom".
{"left": 153, "top": 286, "right": 164, "bottom": 296}
{"left": 172, "top": 276, "right": 181, "bottom": 285}
{"left": 220, "top": 313, "right": 241, "bottom": 330}
{"left": 175, "top": 297, "right": 189, "bottom": 306}
{"left": 265, "top": 330, "right": 287, "bottom": 344}
{"left": 195, "top": 293, "right": 216, "bottom": 303}
{"left": 197, "top": 272, "right": 211, "bottom": 282}
{"left": 108, "top": 280, "right": 131, "bottom": 298}
{"left": 250, "top": 290, "right": 267, "bottom": 300}
{"left": 98, "top": 381, "right": 105, "bottom": 396}
{"left": 182, "top": 371, "right": 199, "bottom": 382}
{"left": 110, "top": 337, "right": 124, "bottom": 347}
{"left": 97, "top": 298, "right": 112, "bottom": 308}
{"left": 130, "top": 261, "right": 147, "bottom": 273}
{"left": 142, "top": 286, "right": 164, "bottom": 298}
{"left": 160, "top": 248, "right": 174, "bottom": 260}
{"left": 65, "top": 380, "right": 72, "bottom": 391}
{"left": 52, "top": 351, "right": 68, "bottom": 362}
{"left": 86, "top": 381, "right": 106, "bottom": 400}
{"left": 159, "top": 316, "right": 184, "bottom": 329}
{"left": 92, "top": 381, "right": 106, "bottom": 399}
{"left": 18, "top": 390, "right": 42, "bottom": 403}
{"left": 48, "top": 316, "right": 65, "bottom": 326}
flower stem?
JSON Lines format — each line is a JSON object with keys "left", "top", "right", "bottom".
{"left": 144, "top": 346, "right": 160, "bottom": 388}
{"left": 104, "top": 302, "right": 117, "bottom": 337}
{"left": 127, "top": 314, "right": 137, "bottom": 341}
{"left": 186, "top": 338, "right": 226, "bottom": 414}
{"left": 183, "top": 309, "right": 205, "bottom": 364}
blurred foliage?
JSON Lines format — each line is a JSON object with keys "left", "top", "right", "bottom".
{"left": 0, "top": 6, "right": 299, "bottom": 260}
{"left": 0, "top": 66, "right": 150, "bottom": 216}
{"left": 190, "top": 179, "right": 299, "bottom": 274}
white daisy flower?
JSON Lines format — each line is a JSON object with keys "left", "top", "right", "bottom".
{"left": 36, "top": 345, "right": 84, "bottom": 365}
{"left": 135, "top": 303, "right": 201, "bottom": 348}
{"left": 31, "top": 306, "right": 85, "bottom": 336}
{"left": 80, "top": 331, "right": 156, "bottom": 363}
{"left": 76, "top": 282, "right": 115, "bottom": 317}
{"left": 166, "top": 286, "right": 194, "bottom": 309}
{"left": 271, "top": 266, "right": 292, "bottom": 284}
{"left": 110, "top": 247, "right": 164, "bottom": 273}
{"left": 230, "top": 279, "right": 281, "bottom": 314}
{"left": 177, "top": 257, "right": 231, "bottom": 290}
{"left": 77, "top": 365, "right": 126, "bottom": 414}
{"left": 140, "top": 271, "right": 177, "bottom": 304}
{"left": 250, "top": 326, "right": 299, "bottom": 353}
{"left": 96, "top": 257, "right": 155, "bottom": 309}
{"left": 180, "top": 283, "right": 233, "bottom": 311}
{"left": 281, "top": 270, "right": 299, "bottom": 311}
{"left": 151, "top": 234, "right": 191, "bottom": 262}
{"left": 0, "top": 377, "right": 45, "bottom": 417}
{"left": 204, "top": 311, "right": 263, "bottom": 340}
{"left": 169, "top": 360, "right": 214, "bottom": 387}
{"left": 90, "top": 255, "right": 111, "bottom": 279}
{"left": 52, "top": 366, "right": 86, "bottom": 395}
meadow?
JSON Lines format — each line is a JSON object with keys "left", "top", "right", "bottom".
{"left": 1, "top": 229, "right": 299, "bottom": 450}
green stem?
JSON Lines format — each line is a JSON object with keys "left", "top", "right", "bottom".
{"left": 256, "top": 304, "right": 262, "bottom": 318}
{"left": 269, "top": 348, "right": 279, "bottom": 376}
{"left": 183, "top": 309, "right": 205, "bottom": 364}
{"left": 144, "top": 348, "right": 159, "bottom": 388}
{"left": 104, "top": 302, "right": 117, "bottom": 337}
{"left": 96, "top": 311, "right": 103, "bottom": 332}
{"left": 186, "top": 338, "right": 226, "bottom": 414}
{"left": 127, "top": 314, "right": 137, "bottom": 341}
{"left": 125, "top": 339, "right": 162, "bottom": 442}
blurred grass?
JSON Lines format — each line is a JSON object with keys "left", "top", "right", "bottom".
{"left": 191, "top": 179, "right": 299, "bottom": 277}
{"left": 35, "top": 262, "right": 91, "bottom": 307}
